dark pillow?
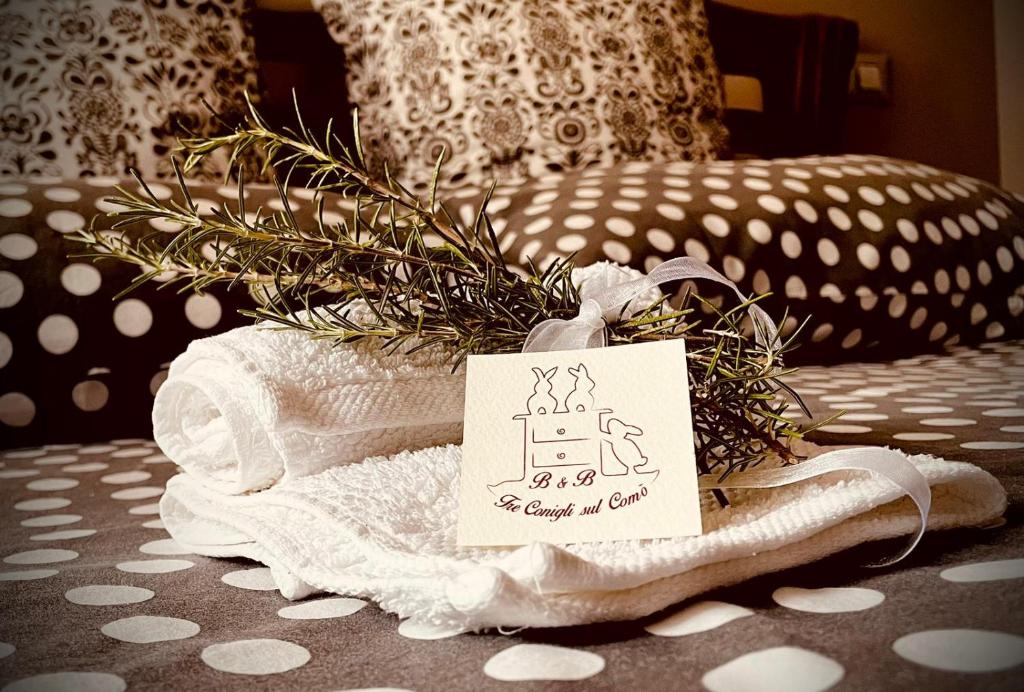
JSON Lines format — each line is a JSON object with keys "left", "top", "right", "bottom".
{"left": 0, "top": 178, "right": 294, "bottom": 446}
{"left": 477, "top": 154, "right": 1024, "bottom": 362}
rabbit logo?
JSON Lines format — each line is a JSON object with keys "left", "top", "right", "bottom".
{"left": 488, "top": 362, "right": 659, "bottom": 491}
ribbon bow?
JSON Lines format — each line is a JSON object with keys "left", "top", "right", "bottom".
{"left": 522, "top": 257, "right": 779, "bottom": 353}
{"left": 520, "top": 257, "right": 931, "bottom": 565}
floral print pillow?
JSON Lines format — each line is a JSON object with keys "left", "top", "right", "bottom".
{"left": 313, "top": 0, "right": 728, "bottom": 190}
{"left": 0, "top": 0, "right": 258, "bottom": 181}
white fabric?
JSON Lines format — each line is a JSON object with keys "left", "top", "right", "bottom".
{"left": 160, "top": 443, "right": 1006, "bottom": 630}
{"left": 152, "top": 311, "right": 465, "bottom": 494}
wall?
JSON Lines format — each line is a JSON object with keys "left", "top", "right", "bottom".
{"left": 718, "top": 0, "right": 1000, "bottom": 183}
{"left": 994, "top": 0, "right": 1024, "bottom": 193}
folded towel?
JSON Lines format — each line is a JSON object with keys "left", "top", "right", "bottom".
{"left": 160, "top": 443, "right": 1006, "bottom": 629}
{"left": 152, "top": 308, "right": 466, "bottom": 494}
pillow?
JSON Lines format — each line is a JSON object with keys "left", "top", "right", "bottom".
{"left": 449, "top": 154, "right": 1024, "bottom": 362}
{"left": 0, "top": 177, "right": 299, "bottom": 447}
{"left": 312, "top": 0, "right": 727, "bottom": 188}
{"left": 1, "top": 0, "right": 258, "bottom": 181}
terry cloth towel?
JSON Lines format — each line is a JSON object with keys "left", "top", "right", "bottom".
{"left": 160, "top": 443, "right": 1007, "bottom": 630}
{"left": 152, "top": 309, "right": 465, "bottom": 494}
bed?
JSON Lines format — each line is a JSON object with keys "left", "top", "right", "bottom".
{"left": 1, "top": 0, "right": 1023, "bottom": 689}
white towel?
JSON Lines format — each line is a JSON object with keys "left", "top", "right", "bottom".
{"left": 160, "top": 443, "right": 1006, "bottom": 630}
{"left": 152, "top": 311, "right": 465, "bottom": 494}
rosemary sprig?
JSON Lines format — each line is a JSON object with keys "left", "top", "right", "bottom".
{"left": 72, "top": 94, "right": 827, "bottom": 486}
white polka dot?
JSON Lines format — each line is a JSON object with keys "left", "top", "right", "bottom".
{"left": 26, "top": 477, "right": 78, "bottom": 492}
{"left": 744, "top": 178, "right": 773, "bottom": 191}
{"left": 0, "top": 198, "right": 32, "bottom": 217}
{"left": 816, "top": 238, "right": 840, "bottom": 266}
{"left": 785, "top": 275, "right": 808, "bottom": 299}
{"left": 0, "top": 641, "right": 12, "bottom": 658}
{"left": 723, "top": 256, "right": 745, "bottom": 282}
{"left": 112, "top": 486, "right": 163, "bottom": 500}
{"left": 645, "top": 228, "right": 675, "bottom": 253}
{"left": 780, "top": 231, "right": 802, "bottom": 259}
{"left": 893, "top": 629, "right": 1024, "bottom": 673}
{"left": 46, "top": 210, "right": 85, "bottom": 233}
{"left": 757, "top": 194, "right": 786, "bottom": 214}
{"left": 604, "top": 217, "right": 635, "bottom": 237}
{"left": 222, "top": 566, "right": 277, "bottom": 590}
{"left": 702, "top": 214, "right": 729, "bottom": 237}
{"left": 657, "top": 203, "right": 685, "bottom": 221}
{"left": 921, "top": 417, "right": 976, "bottom": 426}
{"left": 184, "top": 293, "right": 222, "bottom": 329}
{"left": 0, "top": 233, "right": 37, "bottom": 260}
{"left": 111, "top": 447, "right": 151, "bottom": 458}
{"left": 619, "top": 186, "right": 647, "bottom": 199}
{"left": 684, "top": 239, "right": 710, "bottom": 262}
{"left": 66, "top": 584, "right": 154, "bottom": 606}
{"left": 116, "top": 559, "right": 194, "bottom": 574}
{"left": 612, "top": 199, "right": 642, "bottom": 212}
{"left": 563, "top": 214, "right": 594, "bottom": 230}
{"left": 942, "top": 217, "right": 963, "bottom": 239}
{"left": 523, "top": 216, "right": 552, "bottom": 235}
{"left": 0, "top": 331, "right": 10, "bottom": 369}
{"left": 644, "top": 600, "right": 753, "bottom": 637}
{"left": 940, "top": 559, "right": 1024, "bottom": 582}
{"left": 554, "top": 234, "right": 586, "bottom": 253}
{"left": 811, "top": 323, "right": 833, "bottom": 342}
{"left": 890, "top": 246, "right": 911, "bottom": 272}
{"left": 819, "top": 424, "right": 871, "bottom": 433}
{"left": 702, "top": 176, "right": 731, "bottom": 190}
{"left": 101, "top": 615, "right": 200, "bottom": 643}
{"left": 961, "top": 440, "right": 1024, "bottom": 450}
{"left": 0, "top": 469, "right": 38, "bottom": 478}
{"left": 822, "top": 185, "right": 849, "bottom": 203}
{"left": 782, "top": 178, "right": 810, "bottom": 194}
{"left": 79, "top": 445, "right": 117, "bottom": 454}
{"left": 43, "top": 187, "right": 81, "bottom": 203}
{"left": 30, "top": 528, "right": 95, "bottom": 541}
{"left": 827, "top": 207, "right": 851, "bottom": 230}
{"left": 703, "top": 647, "right": 844, "bottom": 692}
{"left": 101, "top": 470, "right": 152, "bottom": 485}
{"left": 772, "top": 586, "right": 884, "bottom": 613}
{"left": 0, "top": 271, "right": 25, "bottom": 307}
{"left": 2, "top": 672, "right": 126, "bottom": 692}
{"left": 856, "top": 243, "right": 880, "bottom": 269}
{"left": 113, "top": 299, "right": 153, "bottom": 337}
{"left": 484, "top": 644, "right": 604, "bottom": 682}
{"left": 709, "top": 194, "right": 738, "bottom": 210}
{"left": 142, "top": 519, "right": 165, "bottom": 529}
{"left": 128, "top": 503, "right": 160, "bottom": 515}
{"left": 785, "top": 167, "right": 813, "bottom": 179}
{"left": 793, "top": 199, "right": 818, "bottom": 223}
{"left": 886, "top": 185, "right": 911, "bottom": 203}
{"left": 978, "top": 209, "right": 1000, "bottom": 229}
{"left": 601, "top": 239, "right": 631, "bottom": 264}
{"left": 4, "top": 548, "right": 78, "bottom": 564}
{"left": 923, "top": 221, "right": 944, "bottom": 244}
{"left": 14, "top": 497, "right": 70, "bottom": 511}
{"left": 746, "top": 219, "right": 771, "bottom": 243}
{"left": 140, "top": 538, "right": 189, "bottom": 555}
{"left": 37, "top": 314, "right": 79, "bottom": 355}
{"left": 279, "top": 597, "right": 367, "bottom": 620}
{"left": 59, "top": 263, "right": 103, "bottom": 297}
{"left": 0, "top": 183, "right": 28, "bottom": 194}
{"left": 0, "top": 569, "right": 59, "bottom": 581}
{"left": 201, "top": 639, "right": 311, "bottom": 675}
{"left": 71, "top": 380, "right": 109, "bottom": 412}
{"left": 857, "top": 209, "right": 883, "bottom": 232}
{"left": 892, "top": 431, "right": 954, "bottom": 441}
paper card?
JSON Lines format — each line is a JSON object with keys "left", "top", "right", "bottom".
{"left": 457, "top": 339, "right": 701, "bottom": 546}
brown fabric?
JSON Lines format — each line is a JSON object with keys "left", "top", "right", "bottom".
{"left": 2, "top": 341, "right": 1023, "bottom": 689}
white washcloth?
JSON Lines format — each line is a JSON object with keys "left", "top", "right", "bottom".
{"left": 152, "top": 314, "right": 465, "bottom": 494}
{"left": 160, "top": 443, "right": 1006, "bottom": 630}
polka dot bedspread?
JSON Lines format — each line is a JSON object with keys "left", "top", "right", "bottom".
{"left": 2, "top": 342, "right": 1023, "bottom": 690}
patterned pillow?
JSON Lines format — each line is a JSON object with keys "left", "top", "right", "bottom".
{"left": 0, "top": 0, "right": 258, "bottom": 181}
{"left": 0, "top": 178, "right": 309, "bottom": 447}
{"left": 449, "top": 154, "right": 1024, "bottom": 362}
{"left": 312, "top": 0, "right": 727, "bottom": 189}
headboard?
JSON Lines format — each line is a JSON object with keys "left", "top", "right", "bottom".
{"left": 250, "top": 1, "right": 859, "bottom": 160}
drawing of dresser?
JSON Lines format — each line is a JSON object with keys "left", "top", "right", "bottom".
{"left": 507, "top": 408, "right": 630, "bottom": 480}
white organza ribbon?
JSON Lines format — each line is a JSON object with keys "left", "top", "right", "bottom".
{"left": 700, "top": 447, "right": 932, "bottom": 566}
{"left": 521, "top": 258, "right": 931, "bottom": 564}
{"left": 522, "top": 257, "right": 779, "bottom": 353}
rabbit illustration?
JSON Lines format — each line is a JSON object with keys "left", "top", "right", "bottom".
{"left": 565, "top": 363, "right": 596, "bottom": 412}
{"left": 526, "top": 366, "right": 558, "bottom": 414}
{"left": 605, "top": 418, "right": 648, "bottom": 472}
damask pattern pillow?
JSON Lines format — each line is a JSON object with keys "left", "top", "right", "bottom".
{"left": 312, "top": 0, "right": 727, "bottom": 189}
{"left": 1, "top": 0, "right": 258, "bottom": 181}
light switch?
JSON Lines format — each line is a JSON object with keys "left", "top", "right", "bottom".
{"left": 850, "top": 52, "right": 891, "bottom": 104}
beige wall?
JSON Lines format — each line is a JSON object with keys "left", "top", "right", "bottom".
{"left": 994, "top": 0, "right": 1024, "bottom": 193}
{"left": 719, "top": 0, "right": 1001, "bottom": 183}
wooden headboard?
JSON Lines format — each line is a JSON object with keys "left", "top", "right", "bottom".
{"left": 250, "top": 1, "right": 859, "bottom": 160}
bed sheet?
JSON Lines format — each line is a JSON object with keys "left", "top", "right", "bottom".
{"left": 1, "top": 342, "right": 1022, "bottom": 690}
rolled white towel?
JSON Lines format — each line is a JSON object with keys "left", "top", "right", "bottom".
{"left": 153, "top": 306, "right": 466, "bottom": 494}
{"left": 160, "top": 443, "right": 1006, "bottom": 630}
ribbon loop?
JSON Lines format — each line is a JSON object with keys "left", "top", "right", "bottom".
{"left": 522, "top": 257, "right": 779, "bottom": 354}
